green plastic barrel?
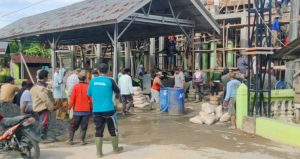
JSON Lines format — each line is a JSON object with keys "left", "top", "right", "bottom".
{"left": 227, "top": 40, "right": 234, "bottom": 68}
{"left": 202, "top": 43, "right": 209, "bottom": 70}
{"left": 0, "top": 75, "right": 6, "bottom": 83}
{"left": 212, "top": 72, "right": 222, "bottom": 81}
{"left": 210, "top": 41, "right": 216, "bottom": 69}
{"left": 202, "top": 43, "right": 209, "bottom": 82}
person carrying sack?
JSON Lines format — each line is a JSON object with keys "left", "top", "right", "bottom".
{"left": 67, "top": 71, "right": 92, "bottom": 145}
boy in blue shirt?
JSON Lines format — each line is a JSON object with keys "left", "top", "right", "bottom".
{"left": 88, "top": 63, "right": 123, "bottom": 157}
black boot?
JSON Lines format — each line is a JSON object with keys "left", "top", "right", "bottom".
{"left": 66, "top": 131, "right": 75, "bottom": 145}
{"left": 80, "top": 130, "right": 87, "bottom": 145}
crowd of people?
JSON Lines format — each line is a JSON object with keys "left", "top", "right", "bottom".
{"left": 0, "top": 57, "right": 265, "bottom": 157}
{"left": 0, "top": 63, "right": 126, "bottom": 158}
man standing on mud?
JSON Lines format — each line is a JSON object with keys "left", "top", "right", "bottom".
{"left": 31, "top": 70, "right": 55, "bottom": 142}
{"left": 223, "top": 72, "right": 241, "bottom": 129}
{"left": 88, "top": 63, "right": 123, "bottom": 158}
{"left": 118, "top": 68, "right": 133, "bottom": 115}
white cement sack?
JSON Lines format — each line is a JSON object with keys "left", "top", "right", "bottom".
{"left": 204, "top": 115, "right": 216, "bottom": 125}
{"left": 189, "top": 116, "right": 203, "bottom": 124}
{"left": 133, "top": 91, "right": 142, "bottom": 96}
{"left": 201, "top": 103, "right": 210, "bottom": 111}
{"left": 133, "top": 98, "right": 145, "bottom": 104}
{"left": 133, "top": 101, "right": 144, "bottom": 105}
{"left": 133, "top": 87, "right": 142, "bottom": 92}
{"left": 135, "top": 102, "right": 150, "bottom": 108}
{"left": 219, "top": 112, "right": 231, "bottom": 122}
{"left": 203, "top": 104, "right": 215, "bottom": 114}
{"left": 133, "top": 97, "right": 145, "bottom": 101}
{"left": 215, "top": 105, "right": 223, "bottom": 119}
{"left": 199, "top": 112, "right": 209, "bottom": 122}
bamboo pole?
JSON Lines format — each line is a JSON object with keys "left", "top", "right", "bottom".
{"left": 20, "top": 54, "right": 35, "bottom": 84}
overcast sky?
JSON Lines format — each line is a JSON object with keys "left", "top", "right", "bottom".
{"left": 0, "top": 0, "right": 84, "bottom": 28}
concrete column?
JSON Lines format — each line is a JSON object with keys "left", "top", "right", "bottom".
{"left": 70, "top": 45, "right": 75, "bottom": 69}
{"left": 159, "top": 36, "right": 165, "bottom": 70}
{"left": 143, "top": 39, "right": 150, "bottom": 72}
{"left": 240, "top": 13, "right": 248, "bottom": 50}
{"left": 125, "top": 41, "right": 131, "bottom": 68}
{"left": 289, "top": 0, "right": 300, "bottom": 42}
{"left": 149, "top": 38, "right": 156, "bottom": 70}
{"left": 95, "top": 44, "right": 102, "bottom": 64}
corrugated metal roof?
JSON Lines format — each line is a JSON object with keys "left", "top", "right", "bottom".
{"left": 0, "top": 0, "right": 149, "bottom": 40}
{"left": 0, "top": 0, "right": 220, "bottom": 43}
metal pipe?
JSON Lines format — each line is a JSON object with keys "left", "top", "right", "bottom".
{"left": 168, "top": 0, "right": 191, "bottom": 42}
{"left": 106, "top": 31, "right": 114, "bottom": 45}
{"left": 147, "top": 0, "right": 153, "bottom": 16}
{"left": 118, "top": 15, "right": 137, "bottom": 40}
{"left": 247, "top": 55, "right": 251, "bottom": 116}
{"left": 113, "top": 23, "right": 119, "bottom": 81}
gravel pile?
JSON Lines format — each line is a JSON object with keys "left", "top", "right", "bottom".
{"left": 0, "top": 102, "right": 69, "bottom": 141}
{"left": 0, "top": 102, "right": 20, "bottom": 117}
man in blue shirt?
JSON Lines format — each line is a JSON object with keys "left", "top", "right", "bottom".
{"left": 224, "top": 72, "right": 241, "bottom": 129}
{"left": 88, "top": 63, "right": 122, "bottom": 157}
{"left": 272, "top": 17, "right": 281, "bottom": 47}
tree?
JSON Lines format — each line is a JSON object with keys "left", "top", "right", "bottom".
{"left": 8, "top": 41, "right": 51, "bottom": 58}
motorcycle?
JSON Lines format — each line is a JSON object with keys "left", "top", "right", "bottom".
{"left": 0, "top": 114, "right": 40, "bottom": 159}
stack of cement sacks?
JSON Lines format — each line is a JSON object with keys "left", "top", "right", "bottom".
{"left": 133, "top": 87, "right": 150, "bottom": 108}
{"left": 189, "top": 102, "right": 231, "bottom": 125}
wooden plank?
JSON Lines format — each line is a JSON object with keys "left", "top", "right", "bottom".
{"left": 242, "top": 51, "right": 273, "bottom": 55}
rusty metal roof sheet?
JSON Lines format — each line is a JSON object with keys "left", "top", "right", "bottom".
{"left": 11, "top": 53, "right": 51, "bottom": 64}
{"left": 0, "top": 0, "right": 220, "bottom": 43}
{"left": 0, "top": 0, "right": 150, "bottom": 39}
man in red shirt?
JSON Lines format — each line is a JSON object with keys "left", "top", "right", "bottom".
{"left": 67, "top": 72, "right": 92, "bottom": 145}
{"left": 150, "top": 72, "right": 164, "bottom": 110}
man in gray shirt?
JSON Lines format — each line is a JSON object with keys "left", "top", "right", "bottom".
{"left": 174, "top": 67, "right": 185, "bottom": 88}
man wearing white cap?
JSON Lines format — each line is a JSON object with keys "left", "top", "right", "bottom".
{"left": 151, "top": 72, "right": 164, "bottom": 109}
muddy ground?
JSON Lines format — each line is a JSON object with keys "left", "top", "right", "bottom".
{"left": 2, "top": 102, "right": 300, "bottom": 159}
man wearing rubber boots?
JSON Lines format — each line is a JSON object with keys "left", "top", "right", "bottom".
{"left": 88, "top": 63, "right": 123, "bottom": 158}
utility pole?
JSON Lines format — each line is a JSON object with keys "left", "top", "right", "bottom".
{"left": 289, "top": 0, "right": 300, "bottom": 42}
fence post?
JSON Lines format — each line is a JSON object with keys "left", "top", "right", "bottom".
{"left": 236, "top": 83, "right": 248, "bottom": 129}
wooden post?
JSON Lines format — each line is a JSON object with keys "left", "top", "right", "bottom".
{"left": 192, "top": 29, "right": 195, "bottom": 71}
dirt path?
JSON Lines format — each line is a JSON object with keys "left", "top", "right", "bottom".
{"left": 2, "top": 143, "right": 299, "bottom": 159}
{"left": 1, "top": 102, "right": 300, "bottom": 159}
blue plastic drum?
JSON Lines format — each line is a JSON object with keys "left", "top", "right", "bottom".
{"left": 160, "top": 88, "right": 169, "bottom": 112}
{"left": 168, "top": 88, "right": 185, "bottom": 115}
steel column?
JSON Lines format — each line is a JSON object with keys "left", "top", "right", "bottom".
{"left": 48, "top": 34, "right": 60, "bottom": 74}
{"left": 113, "top": 23, "right": 119, "bottom": 81}
{"left": 247, "top": 0, "right": 272, "bottom": 117}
